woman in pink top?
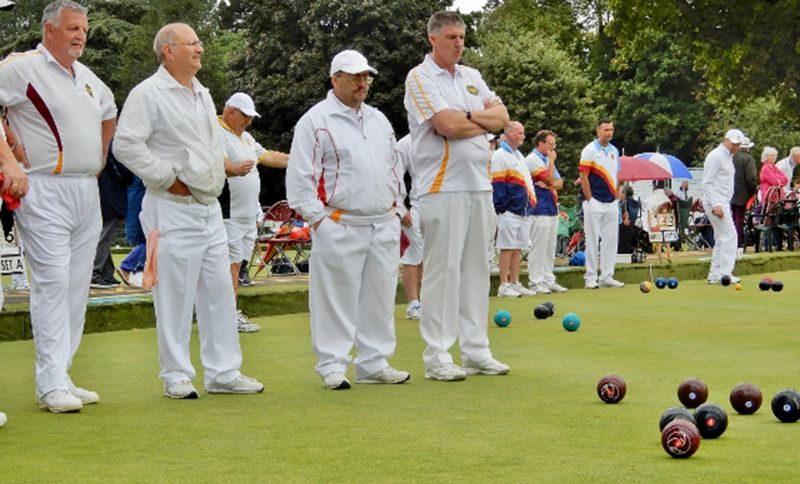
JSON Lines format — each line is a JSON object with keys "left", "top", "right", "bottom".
{"left": 759, "top": 147, "right": 788, "bottom": 203}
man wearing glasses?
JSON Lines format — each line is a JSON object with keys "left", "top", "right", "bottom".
{"left": 114, "top": 23, "right": 263, "bottom": 399}
{"left": 0, "top": 0, "right": 115, "bottom": 413}
{"left": 217, "top": 92, "right": 288, "bottom": 333}
{"left": 286, "top": 50, "right": 410, "bottom": 390}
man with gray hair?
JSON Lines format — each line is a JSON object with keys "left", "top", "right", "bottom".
{"left": 405, "top": 11, "right": 511, "bottom": 382}
{"left": 775, "top": 147, "right": 800, "bottom": 193}
{"left": 286, "top": 49, "right": 410, "bottom": 390}
{"left": 0, "top": 0, "right": 116, "bottom": 413}
{"left": 114, "top": 23, "right": 263, "bottom": 399}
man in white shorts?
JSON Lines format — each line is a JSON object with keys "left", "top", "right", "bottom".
{"left": 287, "top": 49, "right": 410, "bottom": 390}
{"left": 0, "top": 0, "right": 116, "bottom": 413}
{"left": 405, "top": 11, "right": 511, "bottom": 381}
{"left": 396, "top": 134, "right": 423, "bottom": 319}
{"left": 114, "top": 22, "right": 263, "bottom": 399}
{"left": 218, "top": 92, "right": 288, "bottom": 333}
{"left": 526, "top": 130, "right": 568, "bottom": 294}
{"left": 490, "top": 121, "right": 536, "bottom": 297}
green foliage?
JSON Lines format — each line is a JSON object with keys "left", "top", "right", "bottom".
{"left": 609, "top": 0, "right": 800, "bottom": 121}
{"left": 465, "top": 24, "right": 596, "bottom": 196}
{"left": 606, "top": 30, "right": 713, "bottom": 166}
{"left": 222, "top": 0, "right": 449, "bottom": 152}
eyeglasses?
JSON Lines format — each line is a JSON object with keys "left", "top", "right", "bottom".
{"left": 170, "top": 40, "right": 204, "bottom": 49}
{"left": 336, "top": 72, "right": 374, "bottom": 86}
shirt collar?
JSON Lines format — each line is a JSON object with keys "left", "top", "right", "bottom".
{"left": 154, "top": 64, "right": 206, "bottom": 94}
{"left": 424, "top": 53, "right": 461, "bottom": 78}
{"left": 531, "top": 148, "right": 548, "bottom": 162}
{"left": 499, "top": 140, "right": 514, "bottom": 153}
{"left": 327, "top": 89, "right": 372, "bottom": 118}
{"left": 593, "top": 139, "right": 614, "bottom": 155}
{"left": 217, "top": 116, "right": 242, "bottom": 138}
{"left": 37, "top": 43, "right": 80, "bottom": 77}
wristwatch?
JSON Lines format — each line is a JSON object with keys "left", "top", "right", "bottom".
{"left": 465, "top": 110, "right": 472, "bottom": 120}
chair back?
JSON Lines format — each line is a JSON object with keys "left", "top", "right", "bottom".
{"left": 263, "top": 201, "right": 296, "bottom": 223}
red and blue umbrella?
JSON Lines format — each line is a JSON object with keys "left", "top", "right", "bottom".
{"left": 636, "top": 152, "right": 693, "bottom": 179}
{"left": 618, "top": 155, "right": 673, "bottom": 182}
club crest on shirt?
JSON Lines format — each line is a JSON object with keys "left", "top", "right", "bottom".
{"left": 466, "top": 85, "right": 479, "bottom": 96}
{"left": 84, "top": 83, "right": 94, "bottom": 98}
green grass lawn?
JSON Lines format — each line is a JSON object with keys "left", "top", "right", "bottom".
{"left": 1, "top": 271, "right": 799, "bottom": 482}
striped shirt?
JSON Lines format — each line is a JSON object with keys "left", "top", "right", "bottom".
{"left": 579, "top": 140, "right": 619, "bottom": 203}
{"left": 404, "top": 54, "right": 500, "bottom": 194}
{"left": 0, "top": 43, "right": 116, "bottom": 175}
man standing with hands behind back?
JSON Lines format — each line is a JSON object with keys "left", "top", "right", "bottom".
{"left": 114, "top": 23, "right": 263, "bottom": 399}
{"left": 579, "top": 119, "right": 624, "bottom": 290}
{"left": 405, "top": 11, "right": 511, "bottom": 382}
{"left": 0, "top": 0, "right": 115, "bottom": 413}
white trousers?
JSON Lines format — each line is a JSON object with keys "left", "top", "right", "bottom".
{"left": 703, "top": 202, "right": 737, "bottom": 280}
{"left": 528, "top": 214, "right": 559, "bottom": 286}
{"left": 140, "top": 193, "right": 242, "bottom": 388}
{"left": 224, "top": 217, "right": 257, "bottom": 263}
{"left": 309, "top": 217, "right": 400, "bottom": 378}
{"left": 419, "top": 191, "right": 495, "bottom": 369}
{"left": 583, "top": 198, "right": 619, "bottom": 284}
{"left": 15, "top": 175, "right": 101, "bottom": 397}
{"left": 400, "top": 207, "right": 423, "bottom": 266}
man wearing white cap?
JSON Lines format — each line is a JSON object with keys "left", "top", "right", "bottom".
{"left": 702, "top": 129, "right": 745, "bottom": 284}
{"left": 286, "top": 49, "right": 410, "bottom": 390}
{"left": 114, "top": 23, "right": 263, "bottom": 399}
{"left": 218, "top": 92, "right": 288, "bottom": 333}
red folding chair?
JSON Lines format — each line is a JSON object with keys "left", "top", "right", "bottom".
{"left": 252, "top": 201, "right": 310, "bottom": 277}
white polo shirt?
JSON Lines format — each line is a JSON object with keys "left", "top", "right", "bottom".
{"left": 113, "top": 65, "right": 223, "bottom": 205}
{"left": 579, "top": 140, "right": 619, "bottom": 203}
{"left": 396, "top": 134, "right": 420, "bottom": 209}
{"left": 286, "top": 90, "right": 404, "bottom": 226}
{"left": 702, "top": 143, "right": 735, "bottom": 208}
{"left": 775, "top": 156, "right": 796, "bottom": 192}
{"left": 219, "top": 118, "right": 263, "bottom": 220}
{"left": 0, "top": 44, "right": 117, "bottom": 175}
{"left": 404, "top": 54, "right": 500, "bottom": 194}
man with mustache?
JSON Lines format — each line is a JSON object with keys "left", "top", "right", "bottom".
{"left": 0, "top": 0, "right": 116, "bottom": 413}
{"left": 287, "top": 50, "right": 410, "bottom": 390}
{"left": 114, "top": 23, "right": 263, "bottom": 399}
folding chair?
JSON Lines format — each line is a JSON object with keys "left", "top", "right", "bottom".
{"left": 252, "top": 201, "right": 311, "bottom": 277}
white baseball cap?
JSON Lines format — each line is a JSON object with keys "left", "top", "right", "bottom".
{"left": 0, "top": 1, "right": 15, "bottom": 11}
{"left": 724, "top": 129, "right": 747, "bottom": 144}
{"left": 330, "top": 49, "right": 377, "bottom": 76}
{"left": 740, "top": 136, "right": 754, "bottom": 149}
{"left": 225, "top": 92, "right": 260, "bottom": 118}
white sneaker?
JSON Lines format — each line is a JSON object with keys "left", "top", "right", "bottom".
{"left": 464, "top": 357, "right": 510, "bottom": 376}
{"left": 707, "top": 278, "right": 720, "bottom": 285}
{"left": 236, "top": 310, "right": 261, "bottom": 333}
{"left": 322, "top": 372, "right": 351, "bottom": 390}
{"left": 68, "top": 384, "right": 99, "bottom": 405}
{"left": 206, "top": 375, "right": 264, "bottom": 394}
{"left": 357, "top": 366, "right": 411, "bottom": 384}
{"left": 549, "top": 282, "right": 568, "bottom": 293}
{"left": 0, "top": 411, "right": 7, "bottom": 427}
{"left": 128, "top": 271, "right": 144, "bottom": 288}
{"left": 511, "top": 282, "right": 536, "bottom": 296}
{"left": 585, "top": 281, "right": 600, "bottom": 289}
{"left": 38, "top": 389, "right": 83, "bottom": 413}
{"left": 164, "top": 380, "right": 199, "bottom": 399}
{"left": 498, "top": 283, "right": 522, "bottom": 298}
{"left": 405, "top": 302, "right": 421, "bottom": 320}
{"left": 729, "top": 276, "right": 741, "bottom": 284}
{"left": 424, "top": 363, "right": 467, "bottom": 381}
{"left": 599, "top": 278, "right": 625, "bottom": 288}
{"left": 533, "top": 283, "right": 552, "bottom": 295}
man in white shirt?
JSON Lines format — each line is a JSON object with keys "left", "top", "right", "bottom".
{"left": 218, "top": 92, "right": 288, "bottom": 333}
{"left": 396, "top": 134, "right": 424, "bottom": 320}
{"left": 113, "top": 23, "right": 263, "bottom": 399}
{"left": 405, "top": 11, "right": 511, "bottom": 382}
{"left": 579, "top": 119, "right": 624, "bottom": 289}
{"left": 286, "top": 50, "right": 410, "bottom": 390}
{"left": 775, "top": 147, "right": 800, "bottom": 193}
{"left": 702, "top": 129, "right": 746, "bottom": 284}
{"left": 0, "top": 0, "right": 115, "bottom": 413}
